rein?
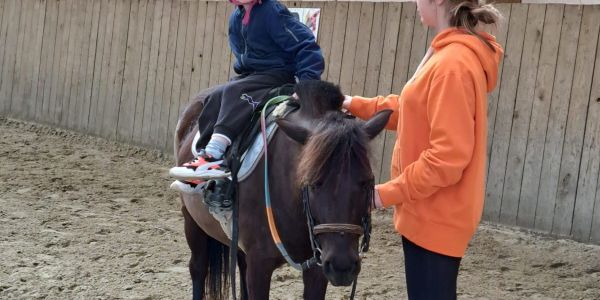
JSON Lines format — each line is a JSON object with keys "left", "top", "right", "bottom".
{"left": 260, "top": 97, "right": 372, "bottom": 299}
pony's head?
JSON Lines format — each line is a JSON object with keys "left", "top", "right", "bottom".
{"left": 277, "top": 105, "right": 391, "bottom": 286}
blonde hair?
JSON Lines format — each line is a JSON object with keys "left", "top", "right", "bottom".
{"left": 449, "top": 1, "right": 502, "bottom": 51}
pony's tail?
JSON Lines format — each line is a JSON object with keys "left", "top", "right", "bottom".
{"left": 206, "top": 237, "right": 230, "bottom": 300}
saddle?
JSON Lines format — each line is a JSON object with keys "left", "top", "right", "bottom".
{"left": 197, "top": 85, "right": 298, "bottom": 208}
{"left": 198, "top": 85, "right": 298, "bottom": 241}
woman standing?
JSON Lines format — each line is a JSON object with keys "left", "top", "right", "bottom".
{"left": 344, "top": 0, "right": 503, "bottom": 298}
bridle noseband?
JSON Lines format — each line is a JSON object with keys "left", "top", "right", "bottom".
{"left": 301, "top": 181, "right": 373, "bottom": 268}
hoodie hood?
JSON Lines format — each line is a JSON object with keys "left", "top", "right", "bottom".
{"left": 432, "top": 28, "right": 503, "bottom": 92}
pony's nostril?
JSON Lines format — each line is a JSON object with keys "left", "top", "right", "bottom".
{"left": 323, "top": 260, "right": 333, "bottom": 273}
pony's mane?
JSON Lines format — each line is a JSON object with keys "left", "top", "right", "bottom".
{"left": 297, "top": 111, "right": 372, "bottom": 186}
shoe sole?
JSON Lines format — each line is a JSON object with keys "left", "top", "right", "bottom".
{"left": 169, "top": 181, "right": 205, "bottom": 194}
{"left": 169, "top": 169, "right": 232, "bottom": 181}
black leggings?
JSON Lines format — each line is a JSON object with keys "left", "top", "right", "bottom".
{"left": 196, "top": 71, "right": 294, "bottom": 149}
{"left": 402, "top": 236, "right": 462, "bottom": 300}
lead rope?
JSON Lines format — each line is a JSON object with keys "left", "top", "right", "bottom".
{"left": 261, "top": 96, "right": 318, "bottom": 271}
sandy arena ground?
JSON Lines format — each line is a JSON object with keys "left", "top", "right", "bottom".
{"left": 1, "top": 117, "right": 599, "bottom": 299}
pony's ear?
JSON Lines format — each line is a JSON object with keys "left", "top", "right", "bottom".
{"left": 362, "top": 109, "right": 393, "bottom": 140}
{"left": 276, "top": 119, "right": 310, "bottom": 145}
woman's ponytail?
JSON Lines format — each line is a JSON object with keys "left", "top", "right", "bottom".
{"left": 449, "top": 1, "right": 502, "bottom": 51}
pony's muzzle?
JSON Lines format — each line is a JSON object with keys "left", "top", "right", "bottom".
{"left": 322, "top": 253, "right": 361, "bottom": 286}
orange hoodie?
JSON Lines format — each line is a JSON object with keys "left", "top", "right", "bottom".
{"left": 349, "top": 28, "right": 503, "bottom": 257}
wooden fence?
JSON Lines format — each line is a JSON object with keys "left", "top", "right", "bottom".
{"left": 1, "top": 0, "right": 600, "bottom": 244}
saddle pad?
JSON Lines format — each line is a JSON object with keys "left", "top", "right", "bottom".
{"left": 238, "top": 100, "right": 292, "bottom": 181}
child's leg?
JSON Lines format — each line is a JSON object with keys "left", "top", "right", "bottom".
{"left": 195, "top": 84, "right": 227, "bottom": 152}
{"left": 212, "top": 72, "right": 295, "bottom": 147}
{"left": 169, "top": 72, "right": 293, "bottom": 182}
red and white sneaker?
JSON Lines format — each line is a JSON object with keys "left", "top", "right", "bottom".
{"left": 169, "top": 180, "right": 205, "bottom": 194}
{"left": 169, "top": 151, "right": 230, "bottom": 180}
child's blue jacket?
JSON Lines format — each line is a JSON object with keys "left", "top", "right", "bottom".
{"left": 228, "top": 0, "right": 325, "bottom": 81}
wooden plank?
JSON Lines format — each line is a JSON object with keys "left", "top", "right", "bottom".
{"left": 57, "top": 0, "right": 80, "bottom": 126}
{"left": 88, "top": 0, "right": 113, "bottom": 135}
{"left": 0, "top": 0, "right": 5, "bottom": 82}
{"left": 179, "top": 0, "right": 199, "bottom": 108}
{"left": 486, "top": 4, "right": 512, "bottom": 164}
{"left": 390, "top": 2, "right": 415, "bottom": 93}
{"left": 338, "top": 2, "right": 361, "bottom": 92}
{"left": 101, "top": 0, "right": 131, "bottom": 139}
{"left": 96, "top": 0, "right": 118, "bottom": 135}
{"left": 9, "top": 0, "right": 31, "bottom": 118}
{"left": 208, "top": 1, "right": 226, "bottom": 88}
{"left": 484, "top": 4, "right": 528, "bottom": 222}
{"left": 219, "top": 3, "right": 234, "bottom": 84}
{"left": 149, "top": 0, "right": 171, "bottom": 147}
{"left": 36, "top": 0, "right": 59, "bottom": 123}
{"left": 142, "top": 0, "right": 164, "bottom": 146}
{"left": 377, "top": 3, "right": 402, "bottom": 94}
{"left": 315, "top": 1, "right": 336, "bottom": 81}
{"left": 518, "top": 4, "right": 564, "bottom": 229}
{"left": 49, "top": 0, "right": 72, "bottom": 125}
{"left": 20, "top": 0, "right": 40, "bottom": 119}
{"left": 326, "top": 1, "right": 348, "bottom": 84}
{"left": 117, "top": 0, "right": 146, "bottom": 142}
{"left": 552, "top": 5, "right": 600, "bottom": 237}
{"left": 362, "top": 2, "right": 385, "bottom": 97}
{"left": 133, "top": 0, "right": 155, "bottom": 144}
{"left": 19, "top": 0, "right": 38, "bottom": 119}
{"left": 77, "top": 0, "right": 101, "bottom": 131}
{"left": 377, "top": 2, "right": 403, "bottom": 183}
{"left": 0, "top": 0, "right": 9, "bottom": 109}
{"left": 534, "top": 5, "right": 582, "bottom": 232}
{"left": 16, "top": 0, "right": 33, "bottom": 117}
{"left": 92, "top": 0, "right": 117, "bottom": 135}
{"left": 573, "top": 12, "right": 600, "bottom": 241}
{"left": 362, "top": 2, "right": 385, "bottom": 183}
{"left": 64, "top": 0, "right": 86, "bottom": 129}
{"left": 28, "top": 0, "right": 47, "bottom": 120}
{"left": 499, "top": 5, "right": 546, "bottom": 226}
{"left": 188, "top": 0, "right": 207, "bottom": 103}
{"left": 70, "top": 0, "right": 92, "bottom": 130}
{"left": 156, "top": 0, "right": 179, "bottom": 149}
{"left": 37, "top": 0, "right": 60, "bottom": 122}
{"left": 198, "top": 1, "right": 216, "bottom": 91}
{"left": 592, "top": 172, "right": 600, "bottom": 243}
{"left": 166, "top": 0, "right": 189, "bottom": 151}
{"left": 0, "top": 0, "right": 20, "bottom": 115}
{"left": 349, "top": 2, "right": 374, "bottom": 96}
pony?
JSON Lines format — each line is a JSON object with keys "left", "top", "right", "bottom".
{"left": 173, "top": 80, "right": 391, "bottom": 299}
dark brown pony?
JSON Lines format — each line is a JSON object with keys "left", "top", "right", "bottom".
{"left": 174, "top": 81, "right": 391, "bottom": 299}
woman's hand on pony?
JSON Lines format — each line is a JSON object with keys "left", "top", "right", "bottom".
{"left": 372, "top": 188, "right": 384, "bottom": 210}
{"left": 342, "top": 95, "right": 352, "bottom": 109}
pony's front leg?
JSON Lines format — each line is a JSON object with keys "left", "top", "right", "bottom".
{"left": 302, "top": 266, "right": 328, "bottom": 300}
{"left": 245, "top": 257, "right": 277, "bottom": 300}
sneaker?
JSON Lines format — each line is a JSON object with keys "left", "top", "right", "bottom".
{"left": 169, "top": 151, "right": 230, "bottom": 180}
{"left": 170, "top": 180, "right": 205, "bottom": 194}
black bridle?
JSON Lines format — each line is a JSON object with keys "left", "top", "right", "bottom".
{"left": 301, "top": 180, "right": 374, "bottom": 299}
